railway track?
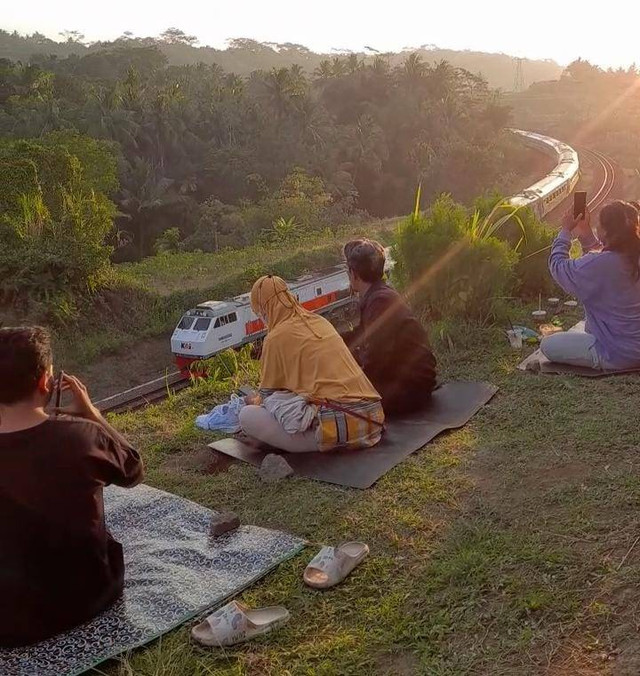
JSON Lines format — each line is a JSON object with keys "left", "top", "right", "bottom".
{"left": 583, "top": 148, "right": 616, "bottom": 211}
{"left": 96, "top": 371, "right": 190, "bottom": 414}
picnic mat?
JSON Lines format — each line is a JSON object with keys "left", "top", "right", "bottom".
{"left": 210, "top": 381, "right": 497, "bottom": 489}
{"left": 517, "top": 349, "right": 640, "bottom": 378}
{"left": 0, "top": 484, "right": 304, "bottom": 676}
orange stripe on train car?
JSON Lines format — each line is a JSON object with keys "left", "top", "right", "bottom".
{"left": 246, "top": 318, "right": 265, "bottom": 335}
{"left": 243, "top": 292, "right": 340, "bottom": 336}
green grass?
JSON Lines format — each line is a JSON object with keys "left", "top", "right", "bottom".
{"left": 92, "top": 308, "right": 639, "bottom": 675}
{"left": 118, "top": 221, "right": 399, "bottom": 297}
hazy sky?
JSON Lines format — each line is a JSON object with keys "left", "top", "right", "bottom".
{"left": 5, "top": 1, "right": 640, "bottom": 68}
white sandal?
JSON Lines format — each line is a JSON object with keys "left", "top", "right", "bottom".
{"left": 303, "top": 542, "right": 369, "bottom": 589}
{"left": 191, "top": 600, "right": 290, "bottom": 647}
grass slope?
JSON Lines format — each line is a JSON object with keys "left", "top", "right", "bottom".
{"left": 96, "top": 310, "right": 638, "bottom": 676}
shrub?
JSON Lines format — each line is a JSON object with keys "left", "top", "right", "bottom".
{"left": 240, "top": 168, "right": 357, "bottom": 242}
{"left": 154, "top": 227, "right": 182, "bottom": 254}
{"left": 0, "top": 135, "right": 118, "bottom": 311}
{"left": 394, "top": 194, "right": 518, "bottom": 322}
{"left": 180, "top": 198, "right": 248, "bottom": 252}
{"left": 473, "top": 192, "right": 556, "bottom": 298}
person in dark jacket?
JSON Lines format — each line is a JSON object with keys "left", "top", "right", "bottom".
{"left": 342, "top": 239, "right": 437, "bottom": 415}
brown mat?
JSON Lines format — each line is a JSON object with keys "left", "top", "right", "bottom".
{"left": 209, "top": 381, "right": 497, "bottom": 489}
{"left": 517, "top": 349, "right": 640, "bottom": 378}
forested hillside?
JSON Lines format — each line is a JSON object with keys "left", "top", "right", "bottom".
{"left": 508, "top": 58, "right": 640, "bottom": 178}
{"left": 0, "top": 40, "right": 529, "bottom": 270}
{"left": 0, "top": 29, "right": 562, "bottom": 91}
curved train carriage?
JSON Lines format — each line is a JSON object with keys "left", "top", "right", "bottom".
{"left": 508, "top": 129, "right": 580, "bottom": 218}
{"left": 172, "top": 130, "right": 580, "bottom": 369}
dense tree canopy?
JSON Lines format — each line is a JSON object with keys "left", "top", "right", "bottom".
{"left": 1, "top": 45, "right": 521, "bottom": 259}
{"left": 0, "top": 30, "right": 562, "bottom": 89}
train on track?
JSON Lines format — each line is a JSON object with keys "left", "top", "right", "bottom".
{"left": 508, "top": 129, "right": 580, "bottom": 218}
{"left": 171, "top": 129, "right": 581, "bottom": 369}
{"left": 172, "top": 263, "right": 358, "bottom": 370}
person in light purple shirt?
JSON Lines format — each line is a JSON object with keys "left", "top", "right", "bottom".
{"left": 541, "top": 200, "right": 640, "bottom": 370}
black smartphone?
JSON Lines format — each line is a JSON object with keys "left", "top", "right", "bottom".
{"left": 573, "top": 191, "right": 587, "bottom": 219}
{"left": 55, "top": 370, "right": 64, "bottom": 411}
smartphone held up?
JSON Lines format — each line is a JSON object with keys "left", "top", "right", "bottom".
{"left": 54, "top": 370, "right": 64, "bottom": 413}
{"left": 573, "top": 191, "right": 587, "bottom": 219}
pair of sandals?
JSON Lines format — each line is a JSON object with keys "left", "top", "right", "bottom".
{"left": 192, "top": 542, "right": 369, "bottom": 647}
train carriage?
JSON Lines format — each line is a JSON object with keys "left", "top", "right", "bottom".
{"left": 171, "top": 264, "right": 354, "bottom": 370}
{"left": 508, "top": 129, "right": 580, "bottom": 218}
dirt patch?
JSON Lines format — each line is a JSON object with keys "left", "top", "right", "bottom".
{"left": 531, "top": 460, "right": 592, "bottom": 490}
{"left": 376, "top": 651, "right": 420, "bottom": 675}
{"left": 546, "top": 643, "right": 616, "bottom": 676}
{"left": 472, "top": 456, "right": 592, "bottom": 504}
{"left": 67, "top": 334, "right": 175, "bottom": 401}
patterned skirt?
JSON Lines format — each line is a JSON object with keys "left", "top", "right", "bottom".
{"left": 313, "top": 399, "right": 385, "bottom": 452}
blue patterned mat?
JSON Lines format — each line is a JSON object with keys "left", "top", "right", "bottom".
{"left": 0, "top": 484, "right": 304, "bottom": 676}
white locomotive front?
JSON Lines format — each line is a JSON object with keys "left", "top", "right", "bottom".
{"left": 171, "top": 265, "right": 353, "bottom": 370}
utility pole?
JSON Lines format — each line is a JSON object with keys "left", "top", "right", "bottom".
{"left": 514, "top": 58, "right": 525, "bottom": 92}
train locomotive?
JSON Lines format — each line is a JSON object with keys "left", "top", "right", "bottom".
{"left": 172, "top": 258, "right": 393, "bottom": 370}
{"left": 172, "top": 130, "right": 580, "bottom": 369}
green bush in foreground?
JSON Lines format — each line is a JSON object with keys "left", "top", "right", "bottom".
{"left": 0, "top": 134, "right": 118, "bottom": 310}
{"left": 393, "top": 194, "right": 541, "bottom": 322}
{"left": 474, "top": 192, "right": 556, "bottom": 298}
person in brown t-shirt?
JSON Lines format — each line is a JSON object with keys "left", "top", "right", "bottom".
{"left": 0, "top": 327, "right": 143, "bottom": 648}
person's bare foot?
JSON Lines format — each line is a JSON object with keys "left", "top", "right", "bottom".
{"left": 235, "top": 431, "right": 262, "bottom": 448}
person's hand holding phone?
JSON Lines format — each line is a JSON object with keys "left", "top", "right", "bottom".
{"left": 562, "top": 208, "right": 591, "bottom": 236}
{"left": 574, "top": 208, "right": 592, "bottom": 239}
{"left": 53, "top": 374, "right": 100, "bottom": 421}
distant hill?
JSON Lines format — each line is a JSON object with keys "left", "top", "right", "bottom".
{"left": 0, "top": 29, "right": 563, "bottom": 91}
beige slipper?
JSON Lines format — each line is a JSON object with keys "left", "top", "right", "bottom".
{"left": 303, "top": 542, "right": 369, "bottom": 589}
{"left": 191, "top": 600, "right": 289, "bottom": 647}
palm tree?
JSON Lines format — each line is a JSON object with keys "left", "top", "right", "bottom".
{"left": 118, "top": 158, "right": 180, "bottom": 257}
{"left": 370, "top": 56, "right": 391, "bottom": 77}
{"left": 345, "top": 113, "right": 388, "bottom": 181}
{"left": 314, "top": 60, "right": 334, "bottom": 80}
{"left": 400, "top": 53, "right": 426, "bottom": 86}
{"left": 427, "top": 60, "right": 457, "bottom": 101}
{"left": 345, "top": 54, "right": 363, "bottom": 74}
{"left": 330, "top": 57, "right": 346, "bottom": 77}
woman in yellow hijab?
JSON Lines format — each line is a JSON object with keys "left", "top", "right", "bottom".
{"left": 238, "top": 275, "right": 385, "bottom": 452}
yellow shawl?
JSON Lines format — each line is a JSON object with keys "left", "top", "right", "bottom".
{"left": 250, "top": 275, "right": 380, "bottom": 402}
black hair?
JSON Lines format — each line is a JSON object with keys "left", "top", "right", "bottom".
{"left": 343, "top": 239, "right": 386, "bottom": 284}
{"left": 0, "top": 327, "right": 52, "bottom": 405}
{"left": 599, "top": 201, "right": 640, "bottom": 281}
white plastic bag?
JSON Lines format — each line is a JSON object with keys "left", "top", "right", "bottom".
{"left": 196, "top": 393, "right": 246, "bottom": 433}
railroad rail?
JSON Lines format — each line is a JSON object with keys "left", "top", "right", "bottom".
{"left": 96, "top": 371, "right": 190, "bottom": 414}
{"left": 583, "top": 148, "right": 616, "bottom": 211}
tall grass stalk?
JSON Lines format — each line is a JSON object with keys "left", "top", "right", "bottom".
{"left": 468, "top": 201, "right": 526, "bottom": 250}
